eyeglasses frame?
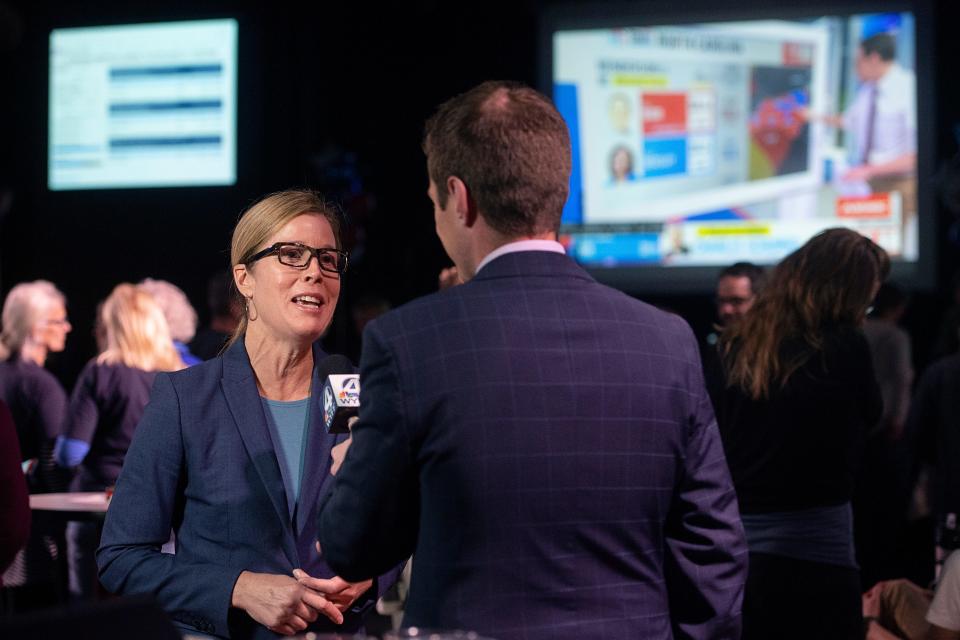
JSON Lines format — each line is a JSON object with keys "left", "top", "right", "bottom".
{"left": 244, "top": 242, "right": 349, "bottom": 275}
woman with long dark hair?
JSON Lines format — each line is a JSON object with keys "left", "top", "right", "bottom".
{"left": 717, "top": 228, "right": 889, "bottom": 639}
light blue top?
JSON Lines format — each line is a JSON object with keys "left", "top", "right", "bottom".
{"left": 261, "top": 397, "right": 310, "bottom": 509}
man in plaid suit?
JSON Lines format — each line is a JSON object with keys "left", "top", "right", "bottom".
{"left": 319, "top": 81, "right": 747, "bottom": 640}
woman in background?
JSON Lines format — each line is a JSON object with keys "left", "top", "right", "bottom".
{"left": 0, "top": 281, "right": 71, "bottom": 607}
{"left": 55, "top": 283, "right": 183, "bottom": 600}
{"left": 138, "top": 278, "right": 202, "bottom": 367}
{"left": 717, "top": 228, "right": 889, "bottom": 639}
{"left": 0, "top": 280, "right": 71, "bottom": 492}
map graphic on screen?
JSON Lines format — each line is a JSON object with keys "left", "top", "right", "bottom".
{"left": 48, "top": 19, "right": 238, "bottom": 190}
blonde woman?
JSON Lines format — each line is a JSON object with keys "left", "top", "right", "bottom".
{"left": 55, "top": 283, "right": 183, "bottom": 600}
{"left": 98, "top": 190, "right": 399, "bottom": 638}
{"left": 0, "top": 280, "right": 71, "bottom": 492}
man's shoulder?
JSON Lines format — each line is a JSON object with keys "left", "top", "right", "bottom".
{"left": 370, "top": 273, "right": 691, "bottom": 343}
{"left": 881, "top": 65, "right": 916, "bottom": 102}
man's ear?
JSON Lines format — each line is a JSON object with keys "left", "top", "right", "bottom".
{"left": 234, "top": 264, "right": 253, "bottom": 299}
{"left": 447, "top": 176, "right": 478, "bottom": 228}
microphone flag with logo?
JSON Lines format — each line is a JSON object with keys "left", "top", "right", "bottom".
{"left": 317, "top": 354, "right": 359, "bottom": 434}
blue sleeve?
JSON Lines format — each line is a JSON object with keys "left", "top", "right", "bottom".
{"left": 318, "top": 321, "right": 420, "bottom": 581}
{"left": 96, "top": 373, "right": 243, "bottom": 638}
{"left": 54, "top": 436, "right": 90, "bottom": 468}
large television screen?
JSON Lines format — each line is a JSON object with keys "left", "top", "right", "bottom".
{"left": 48, "top": 19, "right": 238, "bottom": 191}
{"left": 547, "top": 6, "right": 931, "bottom": 291}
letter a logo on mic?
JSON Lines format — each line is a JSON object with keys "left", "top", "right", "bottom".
{"left": 321, "top": 374, "right": 360, "bottom": 434}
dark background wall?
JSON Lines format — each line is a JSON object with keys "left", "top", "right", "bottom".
{"left": 0, "top": 0, "right": 957, "bottom": 388}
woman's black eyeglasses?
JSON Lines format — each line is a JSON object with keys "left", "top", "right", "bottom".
{"left": 245, "top": 242, "right": 349, "bottom": 274}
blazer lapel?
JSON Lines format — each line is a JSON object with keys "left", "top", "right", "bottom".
{"left": 295, "top": 342, "right": 343, "bottom": 538}
{"left": 220, "top": 339, "right": 298, "bottom": 565}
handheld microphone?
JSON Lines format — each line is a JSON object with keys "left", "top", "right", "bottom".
{"left": 318, "top": 354, "right": 359, "bottom": 434}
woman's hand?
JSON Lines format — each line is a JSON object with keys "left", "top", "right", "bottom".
{"left": 231, "top": 570, "right": 343, "bottom": 634}
{"left": 293, "top": 568, "right": 374, "bottom": 612}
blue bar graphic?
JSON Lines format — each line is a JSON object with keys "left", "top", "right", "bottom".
{"left": 109, "top": 136, "right": 222, "bottom": 149}
{"left": 110, "top": 64, "right": 223, "bottom": 79}
{"left": 109, "top": 100, "right": 223, "bottom": 113}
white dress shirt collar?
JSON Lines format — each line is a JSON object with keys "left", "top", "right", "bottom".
{"left": 475, "top": 239, "right": 566, "bottom": 274}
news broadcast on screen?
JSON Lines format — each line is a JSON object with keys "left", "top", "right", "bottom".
{"left": 553, "top": 12, "right": 918, "bottom": 269}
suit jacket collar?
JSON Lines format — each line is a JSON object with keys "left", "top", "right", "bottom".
{"left": 471, "top": 249, "right": 594, "bottom": 283}
{"left": 220, "top": 338, "right": 338, "bottom": 564}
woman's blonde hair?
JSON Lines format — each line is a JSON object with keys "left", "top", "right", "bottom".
{"left": 229, "top": 189, "right": 343, "bottom": 345}
{"left": 0, "top": 280, "right": 66, "bottom": 361}
{"left": 97, "top": 284, "right": 184, "bottom": 372}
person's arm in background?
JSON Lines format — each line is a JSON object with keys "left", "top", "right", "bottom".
{"left": 890, "top": 329, "right": 914, "bottom": 441}
{"left": 318, "top": 320, "right": 420, "bottom": 581}
{"left": 906, "top": 363, "right": 941, "bottom": 481}
{"left": 664, "top": 322, "right": 749, "bottom": 640}
{"left": 0, "top": 399, "right": 30, "bottom": 580}
{"left": 29, "top": 371, "right": 69, "bottom": 492}
{"left": 925, "top": 553, "right": 960, "bottom": 640}
{"left": 844, "top": 152, "right": 918, "bottom": 182}
{"left": 54, "top": 362, "right": 98, "bottom": 476}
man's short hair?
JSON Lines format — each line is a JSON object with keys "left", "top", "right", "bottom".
{"left": 423, "top": 81, "right": 572, "bottom": 237}
{"left": 861, "top": 33, "right": 897, "bottom": 62}
{"left": 718, "top": 262, "right": 766, "bottom": 294}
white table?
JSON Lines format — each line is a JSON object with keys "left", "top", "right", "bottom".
{"left": 29, "top": 491, "right": 110, "bottom": 523}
